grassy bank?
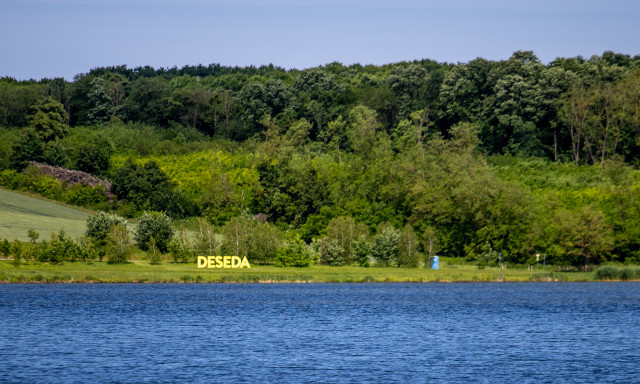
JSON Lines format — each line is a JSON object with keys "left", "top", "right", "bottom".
{"left": 0, "top": 188, "right": 91, "bottom": 241}
{"left": 0, "top": 260, "right": 596, "bottom": 283}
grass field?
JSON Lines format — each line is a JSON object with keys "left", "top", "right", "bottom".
{"left": 0, "top": 259, "right": 594, "bottom": 283}
{"left": 0, "top": 188, "right": 91, "bottom": 241}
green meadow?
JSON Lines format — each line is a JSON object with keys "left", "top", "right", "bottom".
{"left": 0, "top": 259, "right": 592, "bottom": 283}
{"left": 0, "top": 188, "right": 90, "bottom": 241}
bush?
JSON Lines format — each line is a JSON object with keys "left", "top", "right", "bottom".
{"left": 318, "top": 238, "right": 345, "bottom": 266}
{"left": 106, "top": 224, "right": 131, "bottom": 264}
{"left": 36, "top": 230, "right": 87, "bottom": 263}
{"left": 9, "top": 129, "right": 45, "bottom": 171}
{"left": 353, "top": 237, "right": 371, "bottom": 267}
{"left": 371, "top": 224, "right": 399, "bottom": 267}
{"left": 110, "top": 159, "right": 197, "bottom": 218}
{"left": 135, "top": 211, "right": 174, "bottom": 252}
{"left": 148, "top": 237, "right": 162, "bottom": 265}
{"left": 275, "top": 236, "right": 311, "bottom": 267}
{"left": 0, "top": 238, "right": 10, "bottom": 257}
{"left": 168, "top": 230, "right": 196, "bottom": 263}
{"left": 74, "top": 135, "right": 113, "bottom": 177}
{"left": 86, "top": 211, "right": 127, "bottom": 241}
{"left": 220, "top": 214, "right": 281, "bottom": 264}
{"left": 66, "top": 184, "right": 110, "bottom": 207}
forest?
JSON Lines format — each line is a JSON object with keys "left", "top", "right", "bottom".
{"left": 1, "top": 50, "right": 639, "bottom": 269}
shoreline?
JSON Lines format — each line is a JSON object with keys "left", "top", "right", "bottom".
{"left": 0, "top": 260, "right": 622, "bottom": 283}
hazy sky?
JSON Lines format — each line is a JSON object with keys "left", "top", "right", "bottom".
{"left": 1, "top": 0, "right": 639, "bottom": 80}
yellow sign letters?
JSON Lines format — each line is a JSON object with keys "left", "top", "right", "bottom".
{"left": 197, "top": 256, "right": 251, "bottom": 269}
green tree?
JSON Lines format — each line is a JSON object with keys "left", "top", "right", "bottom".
{"left": 106, "top": 224, "right": 131, "bottom": 264}
{"left": 398, "top": 224, "right": 420, "bottom": 267}
{"left": 87, "top": 77, "right": 114, "bottom": 124}
{"left": 86, "top": 211, "right": 127, "bottom": 242}
{"left": 135, "top": 211, "right": 174, "bottom": 252}
{"left": 553, "top": 206, "right": 614, "bottom": 270}
{"left": 111, "top": 159, "right": 196, "bottom": 217}
{"left": 9, "top": 129, "right": 45, "bottom": 171}
{"left": 347, "top": 105, "right": 380, "bottom": 160}
{"left": 371, "top": 223, "right": 400, "bottom": 266}
{"left": 74, "top": 135, "right": 113, "bottom": 177}
{"left": 148, "top": 236, "right": 161, "bottom": 265}
{"left": 324, "top": 216, "right": 369, "bottom": 265}
{"left": 168, "top": 230, "right": 196, "bottom": 263}
{"left": 275, "top": 235, "right": 311, "bottom": 267}
{"left": 28, "top": 97, "right": 68, "bottom": 142}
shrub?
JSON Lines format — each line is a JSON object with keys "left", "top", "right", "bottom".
{"left": 110, "top": 159, "right": 197, "bottom": 218}
{"left": 168, "top": 230, "right": 196, "bottom": 263}
{"left": 11, "top": 240, "right": 22, "bottom": 266}
{"left": 0, "top": 238, "right": 10, "bottom": 257}
{"left": 9, "top": 129, "right": 45, "bottom": 171}
{"left": 0, "top": 169, "right": 27, "bottom": 189}
{"left": 66, "top": 184, "right": 110, "bottom": 207}
{"left": 371, "top": 224, "right": 399, "bottom": 267}
{"left": 135, "top": 211, "right": 174, "bottom": 252}
{"left": 275, "top": 236, "right": 311, "bottom": 267}
{"left": 37, "top": 230, "right": 86, "bottom": 263}
{"left": 221, "top": 214, "right": 281, "bottom": 264}
{"left": 353, "top": 237, "right": 371, "bottom": 267}
{"left": 106, "top": 224, "right": 131, "bottom": 264}
{"left": 318, "top": 238, "right": 345, "bottom": 266}
{"left": 74, "top": 135, "right": 113, "bottom": 177}
{"left": 194, "top": 218, "right": 221, "bottom": 256}
{"left": 148, "top": 237, "right": 161, "bottom": 265}
{"left": 398, "top": 224, "right": 420, "bottom": 267}
{"left": 86, "top": 211, "right": 127, "bottom": 241}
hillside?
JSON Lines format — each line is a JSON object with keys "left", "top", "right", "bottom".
{"left": 0, "top": 188, "right": 90, "bottom": 241}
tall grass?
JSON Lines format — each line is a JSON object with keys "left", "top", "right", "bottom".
{"left": 594, "top": 266, "right": 640, "bottom": 281}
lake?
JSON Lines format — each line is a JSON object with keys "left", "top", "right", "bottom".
{"left": 1, "top": 283, "right": 638, "bottom": 383}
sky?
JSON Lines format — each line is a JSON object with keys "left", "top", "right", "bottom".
{"left": 1, "top": 0, "right": 639, "bottom": 80}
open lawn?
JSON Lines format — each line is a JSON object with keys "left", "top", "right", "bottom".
{"left": 0, "top": 259, "right": 594, "bottom": 283}
{"left": 0, "top": 188, "right": 91, "bottom": 241}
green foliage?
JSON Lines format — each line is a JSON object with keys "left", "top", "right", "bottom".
{"left": 220, "top": 214, "right": 281, "bottom": 264}
{"left": 352, "top": 237, "right": 372, "bottom": 267}
{"left": 398, "top": 224, "right": 420, "bottom": 267}
{"left": 594, "top": 265, "right": 640, "bottom": 281}
{"left": 194, "top": 218, "right": 221, "bottom": 256}
{"left": 469, "top": 243, "right": 498, "bottom": 269}
{"left": 3, "top": 55, "right": 640, "bottom": 269}
{"left": 87, "top": 78, "right": 115, "bottom": 124}
{"left": 111, "top": 159, "right": 196, "bottom": 217}
{"left": 168, "top": 230, "right": 197, "bottom": 263}
{"left": 36, "top": 230, "right": 88, "bottom": 264}
{"left": 135, "top": 211, "right": 174, "bottom": 252}
{"left": 74, "top": 134, "right": 113, "bottom": 177}
{"left": 0, "top": 239, "right": 10, "bottom": 257}
{"left": 317, "top": 238, "right": 345, "bottom": 266}
{"left": 106, "top": 224, "right": 131, "bottom": 264}
{"left": 148, "top": 236, "right": 162, "bottom": 264}
{"left": 324, "top": 216, "right": 369, "bottom": 265}
{"left": 86, "top": 211, "right": 127, "bottom": 242}
{"left": 28, "top": 97, "right": 68, "bottom": 142}
{"left": 275, "top": 235, "right": 311, "bottom": 267}
{"left": 371, "top": 224, "right": 400, "bottom": 267}
{"left": 10, "top": 129, "right": 45, "bottom": 171}
{"left": 11, "top": 240, "right": 22, "bottom": 266}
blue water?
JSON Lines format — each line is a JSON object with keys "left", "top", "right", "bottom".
{"left": 1, "top": 283, "right": 639, "bottom": 383}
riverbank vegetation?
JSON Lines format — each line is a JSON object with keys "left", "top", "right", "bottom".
{"left": 0, "top": 259, "right": 601, "bottom": 283}
{"left": 1, "top": 51, "right": 640, "bottom": 271}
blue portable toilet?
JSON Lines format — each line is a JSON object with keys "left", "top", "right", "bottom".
{"left": 430, "top": 256, "right": 439, "bottom": 270}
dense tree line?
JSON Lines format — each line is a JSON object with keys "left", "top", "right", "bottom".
{"left": 1, "top": 51, "right": 640, "bottom": 268}
{"left": 2, "top": 51, "right": 639, "bottom": 163}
